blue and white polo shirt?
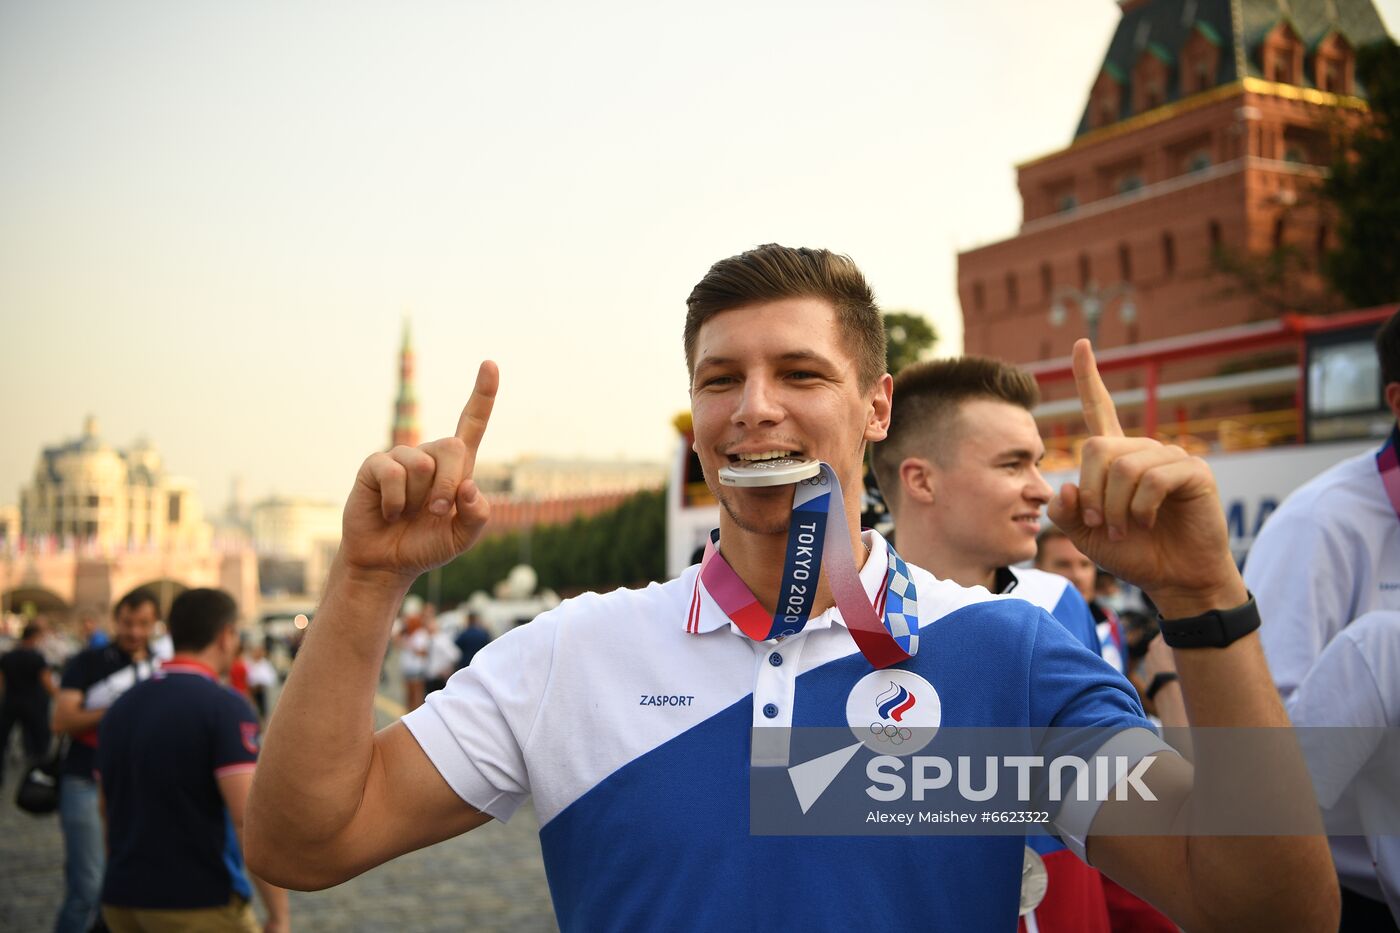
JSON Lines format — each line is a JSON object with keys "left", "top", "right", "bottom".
{"left": 404, "top": 531, "right": 1163, "bottom": 932}
{"left": 997, "top": 566, "right": 1100, "bottom": 657}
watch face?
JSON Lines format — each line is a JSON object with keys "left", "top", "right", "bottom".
{"left": 1020, "top": 846, "right": 1048, "bottom": 916}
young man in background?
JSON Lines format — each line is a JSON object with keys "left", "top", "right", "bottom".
{"left": 51, "top": 588, "right": 159, "bottom": 933}
{"left": 872, "top": 355, "right": 1173, "bottom": 932}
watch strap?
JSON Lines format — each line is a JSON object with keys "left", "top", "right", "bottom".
{"left": 1157, "top": 594, "right": 1260, "bottom": 649}
{"left": 1145, "top": 671, "right": 1179, "bottom": 701}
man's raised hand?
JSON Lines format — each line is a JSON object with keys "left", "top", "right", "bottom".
{"left": 339, "top": 361, "right": 499, "bottom": 581}
{"left": 1046, "top": 340, "right": 1246, "bottom": 616}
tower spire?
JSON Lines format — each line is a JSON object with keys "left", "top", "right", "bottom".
{"left": 391, "top": 316, "right": 420, "bottom": 449}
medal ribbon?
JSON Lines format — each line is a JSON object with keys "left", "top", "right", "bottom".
{"left": 696, "top": 462, "right": 919, "bottom": 669}
{"left": 1379, "top": 424, "right": 1400, "bottom": 523}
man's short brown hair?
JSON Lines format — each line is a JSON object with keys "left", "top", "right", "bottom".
{"left": 113, "top": 587, "right": 159, "bottom": 619}
{"left": 871, "top": 356, "right": 1040, "bottom": 508}
{"left": 684, "top": 244, "right": 887, "bottom": 389}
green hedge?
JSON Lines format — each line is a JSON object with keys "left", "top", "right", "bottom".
{"left": 411, "top": 488, "right": 667, "bottom": 606}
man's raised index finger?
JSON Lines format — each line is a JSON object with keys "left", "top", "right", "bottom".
{"left": 1072, "top": 339, "right": 1124, "bottom": 438}
{"left": 455, "top": 361, "right": 499, "bottom": 454}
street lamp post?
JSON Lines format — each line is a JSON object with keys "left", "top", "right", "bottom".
{"left": 1049, "top": 281, "right": 1137, "bottom": 346}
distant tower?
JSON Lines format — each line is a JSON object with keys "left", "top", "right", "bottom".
{"left": 225, "top": 475, "right": 248, "bottom": 528}
{"left": 391, "top": 317, "right": 420, "bottom": 449}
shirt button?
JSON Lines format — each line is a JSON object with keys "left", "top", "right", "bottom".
{"left": 762, "top": 703, "right": 779, "bottom": 719}
{"left": 768, "top": 652, "right": 783, "bottom": 667}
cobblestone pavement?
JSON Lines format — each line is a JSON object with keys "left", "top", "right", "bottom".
{"left": 0, "top": 664, "right": 557, "bottom": 933}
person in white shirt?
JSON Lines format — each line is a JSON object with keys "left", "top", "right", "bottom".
{"left": 424, "top": 617, "right": 460, "bottom": 695}
{"left": 245, "top": 643, "right": 279, "bottom": 719}
{"left": 1245, "top": 309, "right": 1400, "bottom": 699}
{"left": 1245, "top": 308, "right": 1400, "bottom": 927}
{"left": 397, "top": 616, "right": 430, "bottom": 712}
{"left": 1289, "top": 610, "right": 1400, "bottom": 930}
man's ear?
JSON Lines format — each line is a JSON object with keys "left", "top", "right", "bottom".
{"left": 1386, "top": 382, "right": 1400, "bottom": 423}
{"left": 898, "top": 456, "right": 937, "bottom": 506}
{"left": 865, "top": 373, "right": 894, "bottom": 442}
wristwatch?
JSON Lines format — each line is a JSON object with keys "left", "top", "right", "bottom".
{"left": 1157, "top": 594, "right": 1260, "bottom": 649}
{"left": 1145, "top": 671, "right": 1179, "bottom": 701}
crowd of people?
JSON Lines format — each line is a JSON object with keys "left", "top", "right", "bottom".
{"left": 2, "top": 244, "right": 1396, "bottom": 930}
{"left": 0, "top": 590, "right": 290, "bottom": 931}
{"left": 393, "top": 600, "right": 494, "bottom": 712}
{"left": 0, "top": 585, "right": 495, "bottom": 932}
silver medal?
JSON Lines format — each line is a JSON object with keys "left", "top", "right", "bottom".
{"left": 717, "top": 458, "right": 821, "bottom": 487}
{"left": 1019, "top": 846, "right": 1048, "bottom": 916}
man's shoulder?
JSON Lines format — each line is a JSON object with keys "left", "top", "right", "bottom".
{"left": 62, "top": 644, "right": 122, "bottom": 684}
{"left": 114, "top": 672, "right": 254, "bottom": 723}
{"left": 0, "top": 645, "right": 40, "bottom": 665}
{"left": 64, "top": 644, "right": 104, "bottom": 669}
{"left": 1249, "top": 451, "right": 1391, "bottom": 574}
{"left": 1004, "top": 566, "right": 1081, "bottom": 612}
{"left": 903, "top": 563, "right": 1046, "bottom": 630}
{"left": 1339, "top": 610, "right": 1400, "bottom": 653}
{"left": 1272, "top": 448, "right": 1384, "bottom": 520}
{"left": 211, "top": 681, "right": 259, "bottom": 724}
{"left": 181, "top": 672, "right": 256, "bottom": 716}
{"left": 101, "top": 673, "right": 155, "bottom": 730}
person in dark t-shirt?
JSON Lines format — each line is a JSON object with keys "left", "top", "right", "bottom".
{"left": 0, "top": 620, "right": 56, "bottom": 783}
{"left": 51, "top": 590, "right": 157, "bottom": 933}
{"left": 98, "top": 588, "right": 288, "bottom": 933}
{"left": 452, "top": 611, "right": 491, "bottom": 672}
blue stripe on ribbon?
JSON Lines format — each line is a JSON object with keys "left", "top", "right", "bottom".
{"left": 771, "top": 506, "right": 827, "bottom": 639}
{"left": 707, "top": 461, "right": 920, "bottom": 664}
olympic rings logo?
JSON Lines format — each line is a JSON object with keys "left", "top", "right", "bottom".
{"left": 869, "top": 721, "right": 913, "bottom": 745}
{"left": 800, "top": 474, "right": 829, "bottom": 487}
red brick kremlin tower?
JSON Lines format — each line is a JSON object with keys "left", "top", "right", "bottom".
{"left": 958, "top": 0, "right": 1391, "bottom": 364}
{"left": 391, "top": 317, "right": 420, "bottom": 449}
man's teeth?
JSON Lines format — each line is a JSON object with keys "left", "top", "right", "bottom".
{"left": 736, "top": 451, "right": 797, "bottom": 461}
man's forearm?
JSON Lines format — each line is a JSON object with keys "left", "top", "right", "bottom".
{"left": 248, "top": 555, "right": 412, "bottom": 857}
{"left": 1151, "top": 581, "right": 1285, "bottom": 729}
{"left": 231, "top": 814, "right": 292, "bottom": 929}
{"left": 1150, "top": 584, "right": 1338, "bottom": 930}
{"left": 252, "top": 873, "right": 290, "bottom": 929}
{"left": 53, "top": 704, "right": 104, "bottom": 736}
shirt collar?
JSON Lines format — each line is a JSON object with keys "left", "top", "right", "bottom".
{"left": 691, "top": 529, "right": 890, "bottom": 638}
{"left": 158, "top": 656, "right": 218, "bottom": 681}
{"left": 993, "top": 566, "right": 1019, "bottom": 594}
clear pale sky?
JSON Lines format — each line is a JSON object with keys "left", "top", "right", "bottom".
{"left": 3, "top": 0, "right": 1396, "bottom": 513}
